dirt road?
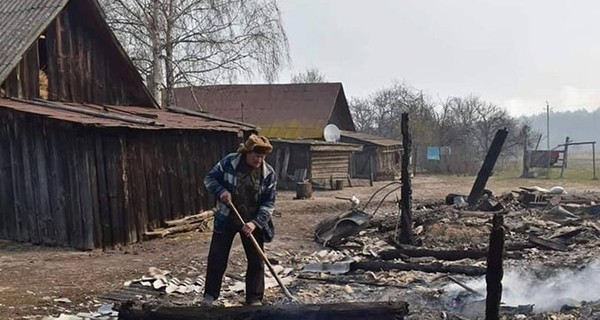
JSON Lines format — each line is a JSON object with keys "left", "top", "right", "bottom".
{"left": 0, "top": 174, "right": 597, "bottom": 319}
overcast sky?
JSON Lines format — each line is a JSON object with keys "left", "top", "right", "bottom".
{"left": 276, "top": 0, "right": 600, "bottom": 116}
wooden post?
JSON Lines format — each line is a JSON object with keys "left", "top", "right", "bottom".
{"left": 593, "top": 142, "right": 597, "bottom": 180}
{"left": 368, "top": 156, "right": 374, "bottom": 187}
{"left": 467, "top": 129, "right": 508, "bottom": 207}
{"left": 520, "top": 126, "right": 529, "bottom": 178}
{"left": 398, "top": 113, "right": 413, "bottom": 245}
{"left": 485, "top": 213, "right": 505, "bottom": 320}
{"left": 560, "top": 137, "right": 570, "bottom": 178}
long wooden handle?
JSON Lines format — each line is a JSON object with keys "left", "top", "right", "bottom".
{"left": 227, "top": 201, "right": 296, "bottom": 301}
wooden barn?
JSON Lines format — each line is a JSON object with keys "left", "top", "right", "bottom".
{"left": 341, "top": 131, "right": 402, "bottom": 181}
{"left": 0, "top": 0, "right": 255, "bottom": 250}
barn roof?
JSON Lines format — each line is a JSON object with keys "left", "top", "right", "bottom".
{"left": 0, "top": 98, "right": 256, "bottom": 132}
{"left": 0, "top": 0, "right": 156, "bottom": 107}
{"left": 170, "top": 83, "right": 356, "bottom": 139}
{"left": 340, "top": 130, "right": 402, "bottom": 147}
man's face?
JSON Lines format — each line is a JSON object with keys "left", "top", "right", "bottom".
{"left": 245, "top": 152, "right": 266, "bottom": 168}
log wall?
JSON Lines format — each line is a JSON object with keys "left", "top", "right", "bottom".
{"left": 0, "top": 109, "right": 236, "bottom": 249}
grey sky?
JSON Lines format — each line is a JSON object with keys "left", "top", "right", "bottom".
{"left": 276, "top": 0, "right": 600, "bottom": 116}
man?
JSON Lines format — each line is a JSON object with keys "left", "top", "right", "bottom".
{"left": 202, "top": 134, "right": 277, "bottom": 306}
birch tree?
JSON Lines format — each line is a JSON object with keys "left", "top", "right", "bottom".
{"left": 99, "top": 0, "right": 289, "bottom": 105}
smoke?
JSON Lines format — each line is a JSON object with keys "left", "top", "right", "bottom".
{"left": 447, "top": 260, "right": 600, "bottom": 313}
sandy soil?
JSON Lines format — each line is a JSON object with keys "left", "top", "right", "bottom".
{"left": 0, "top": 174, "right": 598, "bottom": 319}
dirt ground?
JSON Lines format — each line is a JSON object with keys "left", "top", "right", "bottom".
{"left": 0, "top": 174, "right": 598, "bottom": 319}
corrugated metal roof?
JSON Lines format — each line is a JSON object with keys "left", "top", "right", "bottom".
{"left": 0, "top": 0, "right": 68, "bottom": 83}
{"left": 0, "top": 98, "right": 254, "bottom": 132}
{"left": 340, "top": 130, "right": 402, "bottom": 147}
{"left": 170, "top": 83, "right": 354, "bottom": 139}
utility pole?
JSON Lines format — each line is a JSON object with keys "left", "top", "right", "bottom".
{"left": 546, "top": 101, "right": 551, "bottom": 178}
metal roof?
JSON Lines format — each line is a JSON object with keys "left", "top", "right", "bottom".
{"left": 0, "top": 0, "right": 157, "bottom": 107}
{"left": 0, "top": 98, "right": 255, "bottom": 132}
{"left": 170, "top": 83, "right": 356, "bottom": 139}
{"left": 340, "top": 130, "right": 402, "bottom": 147}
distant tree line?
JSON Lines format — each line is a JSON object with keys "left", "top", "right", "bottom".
{"left": 350, "top": 82, "right": 536, "bottom": 174}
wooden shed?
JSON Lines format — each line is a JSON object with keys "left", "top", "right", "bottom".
{"left": 268, "top": 139, "right": 362, "bottom": 189}
{"left": 0, "top": 0, "right": 255, "bottom": 249}
{"left": 341, "top": 131, "right": 402, "bottom": 181}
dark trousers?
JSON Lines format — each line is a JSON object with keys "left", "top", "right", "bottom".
{"left": 204, "top": 225, "right": 265, "bottom": 304}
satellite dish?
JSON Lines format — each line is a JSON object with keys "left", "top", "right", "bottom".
{"left": 323, "top": 124, "right": 341, "bottom": 142}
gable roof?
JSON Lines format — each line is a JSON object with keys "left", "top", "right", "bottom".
{"left": 0, "top": 0, "right": 156, "bottom": 107}
{"left": 171, "top": 83, "right": 356, "bottom": 139}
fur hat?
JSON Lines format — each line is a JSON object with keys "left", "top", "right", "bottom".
{"left": 237, "top": 134, "right": 273, "bottom": 155}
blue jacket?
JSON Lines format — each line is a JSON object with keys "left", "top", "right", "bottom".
{"left": 204, "top": 153, "right": 277, "bottom": 242}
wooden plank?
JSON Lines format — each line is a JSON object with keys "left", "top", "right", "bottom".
{"left": 33, "top": 122, "right": 53, "bottom": 245}
{"left": 0, "top": 116, "right": 13, "bottom": 239}
{"left": 166, "top": 138, "right": 182, "bottom": 220}
{"left": 67, "top": 135, "right": 84, "bottom": 249}
{"left": 185, "top": 135, "right": 200, "bottom": 214}
{"left": 45, "top": 20, "right": 59, "bottom": 101}
{"left": 47, "top": 128, "right": 69, "bottom": 246}
{"left": 135, "top": 136, "right": 149, "bottom": 239}
{"left": 119, "top": 137, "right": 133, "bottom": 244}
{"left": 6, "top": 116, "right": 22, "bottom": 241}
{"left": 78, "top": 135, "right": 95, "bottom": 250}
{"left": 156, "top": 138, "right": 172, "bottom": 224}
{"left": 105, "top": 136, "right": 124, "bottom": 246}
{"left": 95, "top": 135, "right": 112, "bottom": 247}
{"left": 21, "top": 120, "right": 39, "bottom": 244}
{"left": 141, "top": 136, "right": 159, "bottom": 229}
{"left": 124, "top": 136, "right": 138, "bottom": 244}
{"left": 177, "top": 140, "right": 192, "bottom": 216}
{"left": 56, "top": 12, "right": 70, "bottom": 101}
{"left": 87, "top": 133, "right": 102, "bottom": 248}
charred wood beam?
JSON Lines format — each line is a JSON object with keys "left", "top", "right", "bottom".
{"left": 350, "top": 261, "right": 486, "bottom": 276}
{"left": 485, "top": 213, "right": 505, "bottom": 320}
{"left": 467, "top": 129, "right": 508, "bottom": 207}
{"left": 398, "top": 113, "right": 414, "bottom": 244}
{"left": 297, "top": 274, "right": 408, "bottom": 289}
{"left": 117, "top": 301, "right": 410, "bottom": 320}
{"left": 379, "top": 246, "right": 522, "bottom": 261}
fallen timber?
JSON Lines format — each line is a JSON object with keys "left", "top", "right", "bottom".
{"left": 379, "top": 245, "right": 522, "bottom": 261}
{"left": 118, "top": 301, "right": 410, "bottom": 320}
{"left": 350, "top": 261, "right": 486, "bottom": 276}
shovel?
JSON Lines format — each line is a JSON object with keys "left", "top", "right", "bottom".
{"left": 227, "top": 201, "right": 298, "bottom": 303}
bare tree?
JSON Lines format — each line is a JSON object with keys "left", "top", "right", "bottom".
{"left": 290, "top": 67, "right": 326, "bottom": 83}
{"left": 99, "top": 0, "right": 290, "bottom": 105}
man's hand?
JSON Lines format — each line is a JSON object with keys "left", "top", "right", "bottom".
{"left": 241, "top": 221, "right": 256, "bottom": 237}
{"left": 219, "top": 191, "right": 232, "bottom": 204}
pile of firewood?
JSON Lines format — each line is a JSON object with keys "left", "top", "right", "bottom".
{"left": 144, "top": 209, "right": 214, "bottom": 239}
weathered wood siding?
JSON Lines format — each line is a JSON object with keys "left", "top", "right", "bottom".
{"left": 0, "top": 1, "right": 152, "bottom": 106}
{"left": 0, "top": 109, "right": 236, "bottom": 249}
{"left": 310, "top": 151, "right": 352, "bottom": 181}
{"left": 350, "top": 146, "right": 400, "bottom": 180}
